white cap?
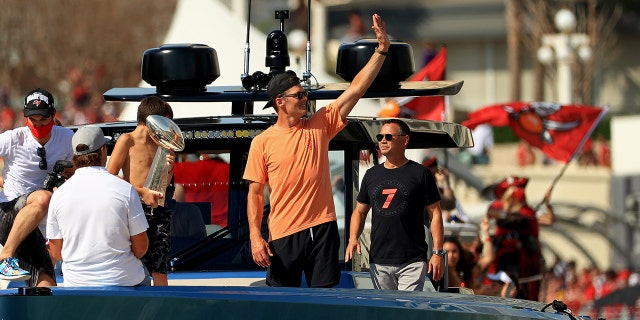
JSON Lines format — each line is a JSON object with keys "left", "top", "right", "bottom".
{"left": 72, "top": 125, "right": 109, "bottom": 155}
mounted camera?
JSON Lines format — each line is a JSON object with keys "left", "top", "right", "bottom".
{"left": 241, "top": 70, "right": 271, "bottom": 91}
{"left": 43, "top": 160, "right": 73, "bottom": 192}
{"left": 265, "top": 30, "right": 290, "bottom": 74}
{"left": 267, "top": 10, "right": 291, "bottom": 74}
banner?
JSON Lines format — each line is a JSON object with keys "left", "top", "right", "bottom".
{"left": 462, "top": 102, "right": 608, "bottom": 162}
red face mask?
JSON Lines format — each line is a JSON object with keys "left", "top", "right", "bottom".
{"left": 26, "top": 118, "right": 54, "bottom": 139}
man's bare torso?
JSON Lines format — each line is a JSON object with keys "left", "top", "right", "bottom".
{"left": 120, "top": 126, "right": 159, "bottom": 188}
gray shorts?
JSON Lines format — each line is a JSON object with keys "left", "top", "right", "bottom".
{"left": 369, "top": 261, "right": 427, "bottom": 291}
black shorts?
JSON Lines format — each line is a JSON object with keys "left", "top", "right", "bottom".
{"left": 0, "top": 193, "right": 55, "bottom": 286}
{"left": 266, "top": 221, "right": 340, "bottom": 288}
{"left": 141, "top": 205, "right": 172, "bottom": 274}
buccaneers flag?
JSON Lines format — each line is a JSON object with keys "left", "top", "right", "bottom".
{"left": 392, "top": 47, "right": 447, "bottom": 121}
{"left": 462, "top": 102, "right": 608, "bottom": 162}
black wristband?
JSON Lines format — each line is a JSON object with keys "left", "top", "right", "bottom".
{"left": 375, "top": 48, "right": 388, "bottom": 56}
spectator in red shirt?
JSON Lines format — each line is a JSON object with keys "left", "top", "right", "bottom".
{"left": 486, "top": 176, "right": 542, "bottom": 301}
{"left": 596, "top": 134, "right": 611, "bottom": 168}
{"left": 173, "top": 154, "right": 229, "bottom": 227}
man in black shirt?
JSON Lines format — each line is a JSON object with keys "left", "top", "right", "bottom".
{"left": 345, "top": 119, "right": 445, "bottom": 291}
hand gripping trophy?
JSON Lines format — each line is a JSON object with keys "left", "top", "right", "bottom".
{"left": 144, "top": 115, "right": 185, "bottom": 206}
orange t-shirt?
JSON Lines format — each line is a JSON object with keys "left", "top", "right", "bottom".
{"left": 243, "top": 104, "right": 346, "bottom": 240}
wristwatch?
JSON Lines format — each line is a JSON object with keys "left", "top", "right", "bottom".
{"left": 432, "top": 249, "right": 447, "bottom": 257}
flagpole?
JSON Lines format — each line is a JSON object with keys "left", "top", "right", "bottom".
{"left": 534, "top": 105, "right": 609, "bottom": 211}
{"left": 442, "top": 45, "right": 449, "bottom": 123}
{"left": 442, "top": 46, "right": 449, "bottom": 168}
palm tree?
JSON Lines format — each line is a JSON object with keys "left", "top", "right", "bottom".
{"left": 505, "top": 0, "right": 524, "bottom": 102}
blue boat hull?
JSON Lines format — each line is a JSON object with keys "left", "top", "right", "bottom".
{"left": 0, "top": 285, "right": 567, "bottom": 320}
{"left": 0, "top": 271, "right": 573, "bottom": 320}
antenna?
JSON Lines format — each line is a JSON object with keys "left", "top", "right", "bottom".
{"left": 241, "top": 0, "right": 272, "bottom": 91}
{"left": 302, "top": 0, "right": 312, "bottom": 87}
{"left": 241, "top": 0, "right": 252, "bottom": 82}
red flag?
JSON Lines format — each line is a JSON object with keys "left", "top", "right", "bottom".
{"left": 411, "top": 46, "right": 446, "bottom": 82}
{"left": 462, "top": 102, "right": 608, "bottom": 162}
{"left": 394, "top": 47, "right": 446, "bottom": 121}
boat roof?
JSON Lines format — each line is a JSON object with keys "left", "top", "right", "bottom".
{"left": 0, "top": 282, "right": 570, "bottom": 320}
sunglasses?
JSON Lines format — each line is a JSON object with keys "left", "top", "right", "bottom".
{"left": 37, "top": 147, "right": 47, "bottom": 170}
{"left": 281, "top": 91, "right": 308, "bottom": 100}
{"left": 376, "top": 134, "right": 407, "bottom": 142}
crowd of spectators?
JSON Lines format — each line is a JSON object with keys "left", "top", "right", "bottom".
{"left": 542, "top": 259, "right": 639, "bottom": 319}
{"left": 0, "top": 67, "right": 124, "bottom": 134}
{"left": 434, "top": 169, "right": 637, "bottom": 319}
{"left": 441, "top": 203, "right": 637, "bottom": 319}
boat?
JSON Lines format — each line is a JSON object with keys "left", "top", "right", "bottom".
{"left": 0, "top": 2, "right": 594, "bottom": 319}
{"left": 1, "top": 282, "right": 582, "bottom": 320}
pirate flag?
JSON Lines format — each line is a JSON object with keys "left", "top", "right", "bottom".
{"left": 462, "top": 102, "right": 608, "bottom": 162}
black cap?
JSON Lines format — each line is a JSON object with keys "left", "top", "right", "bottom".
{"left": 263, "top": 71, "right": 300, "bottom": 110}
{"left": 24, "top": 88, "right": 55, "bottom": 117}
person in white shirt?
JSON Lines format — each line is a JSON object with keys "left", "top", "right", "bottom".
{"left": 47, "top": 125, "right": 150, "bottom": 286}
{"left": 0, "top": 88, "right": 74, "bottom": 286}
{"left": 468, "top": 124, "right": 494, "bottom": 165}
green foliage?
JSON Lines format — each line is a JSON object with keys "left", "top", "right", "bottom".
{"left": 493, "top": 126, "right": 518, "bottom": 143}
{"left": 593, "top": 115, "right": 611, "bottom": 139}
{"left": 493, "top": 116, "right": 611, "bottom": 143}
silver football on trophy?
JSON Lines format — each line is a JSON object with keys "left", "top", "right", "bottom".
{"left": 144, "top": 115, "right": 185, "bottom": 206}
{"left": 146, "top": 114, "right": 185, "bottom": 151}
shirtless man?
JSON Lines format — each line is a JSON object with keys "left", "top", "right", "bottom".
{"left": 107, "top": 96, "right": 175, "bottom": 286}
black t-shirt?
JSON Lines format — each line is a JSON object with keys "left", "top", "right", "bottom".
{"left": 357, "top": 160, "right": 440, "bottom": 264}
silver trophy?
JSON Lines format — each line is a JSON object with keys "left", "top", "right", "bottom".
{"left": 144, "top": 115, "right": 185, "bottom": 206}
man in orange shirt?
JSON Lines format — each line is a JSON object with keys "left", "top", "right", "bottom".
{"left": 243, "top": 14, "right": 390, "bottom": 287}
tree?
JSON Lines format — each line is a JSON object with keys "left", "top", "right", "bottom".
{"left": 505, "top": 0, "right": 524, "bottom": 102}
{"left": 520, "top": 0, "right": 622, "bottom": 105}
{"left": 0, "top": 0, "right": 177, "bottom": 107}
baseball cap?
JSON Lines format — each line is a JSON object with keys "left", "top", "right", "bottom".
{"left": 263, "top": 71, "right": 300, "bottom": 110}
{"left": 72, "top": 125, "right": 109, "bottom": 155}
{"left": 494, "top": 176, "right": 529, "bottom": 199}
{"left": 24, "top": 88, "right": 55, "bottom": 117}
